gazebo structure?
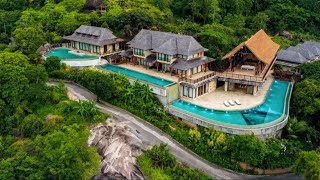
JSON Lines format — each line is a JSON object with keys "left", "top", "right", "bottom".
{"left": 220, "top": 29, "right": 280, "bottom": 95}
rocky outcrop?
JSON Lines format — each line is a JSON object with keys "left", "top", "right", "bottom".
{"left": 89, "top": 120, "right": 146, "bottom": 180}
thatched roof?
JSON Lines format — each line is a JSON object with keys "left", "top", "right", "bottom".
{"left": 222, "top": 29, "right": 280, "bottom": 65}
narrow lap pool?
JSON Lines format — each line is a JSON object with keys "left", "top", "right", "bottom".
{"left": 171, "top": 80, "right": 292, "bottom": 126}
{"left": 46, "top": 48, "right": 97, "bottom": 60}
{"left": 100, "top": 64, "right": 174, "bottom": 87}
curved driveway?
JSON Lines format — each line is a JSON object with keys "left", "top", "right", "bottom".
{"left": 49, "top": 81, "right": 302, "bottom": 180}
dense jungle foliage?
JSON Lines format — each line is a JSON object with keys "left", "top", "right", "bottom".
{"left": 138, "top": 144, "right": 212, "bottom": 180}
{"left": 0, "top": 52, "right": 109, "bottom": 179}
{"left": 1, "top": 0, "right": 320, "bottom": 178}
{"left": 1, "top": 0, "right": 320, "bottom": 58}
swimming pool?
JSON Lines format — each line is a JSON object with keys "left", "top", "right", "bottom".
{"left": 100, "top": 64, "right": 174, "bottom": 87}
{"left": 46, "top": 48, "right": 98, "bottom": 60}
{"left": 171, "top": 80, "right": 291, "bottom": 126}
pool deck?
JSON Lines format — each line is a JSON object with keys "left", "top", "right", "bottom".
{"left": 118, "top": 64, "right": 179, "bottom": 82}
{"left": 181, "top": 75, "right": 274, "bottom": 111}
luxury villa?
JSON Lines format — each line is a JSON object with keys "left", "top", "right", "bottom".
{"left": 63, "top": 25, "right": 124, "bottom": 57}
{"left": 118, "top": 29, "right": 216, "bottom": 99}
{"left": 276, "top": 41, "right": 320, "bottom": 68}
{"left": 44, "top": 26, "right": 293, "bottom": 139}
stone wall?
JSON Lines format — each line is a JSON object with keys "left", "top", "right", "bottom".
{"left": 239, "top": 162, "right": 292, "bottom": 175}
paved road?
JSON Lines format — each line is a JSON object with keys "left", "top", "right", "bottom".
{"left": 50, "top": 82, "right": 302, "bottom": 180}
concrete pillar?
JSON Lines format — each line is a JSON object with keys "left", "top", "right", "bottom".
{"left": 253, "top": 86, "right": 258, "bottom": 96}
{"left": 193, "top": 88, "right": 196, "bottom": 99}
{"left": 224, "top": 82, "right": 228, "bottom": 91}
{"left": 228, "top": 82, "right": 235, "bottom": 91}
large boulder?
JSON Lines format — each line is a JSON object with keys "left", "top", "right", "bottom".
{"left": 89, "top": 120, "right": 146, "bottom": 180}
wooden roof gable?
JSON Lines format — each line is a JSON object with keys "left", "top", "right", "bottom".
{"left": 222, "top": 29, "right": 280, "bottom": 65}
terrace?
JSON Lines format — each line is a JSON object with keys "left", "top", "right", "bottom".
{"left": 117, "top": 63, "right": 179, "bottom": 82}
{"left": 181, "top": 75, "right": 274, "bottom": 111}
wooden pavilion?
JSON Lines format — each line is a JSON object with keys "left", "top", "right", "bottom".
{"left": 219, "top": 29, "right": 280, "bottom": 95}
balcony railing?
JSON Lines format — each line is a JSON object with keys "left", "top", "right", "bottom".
{"left": 105, "top": 49, "right": 121, "bottom": 55}
{"left": 215, "top": 71, "right": 264, "bottom": 82}
{"left": 179, "top": 72, "right": 216, "bottom": 84}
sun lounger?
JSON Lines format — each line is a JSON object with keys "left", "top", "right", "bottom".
{"left": 224, "top": 101, "right": 230, "bottom": 107}
{"left": 235, "top": 99, "right": 241, "bottom": 105}
{"left": 228, "top": 100, "right": 235, "bottom": 106}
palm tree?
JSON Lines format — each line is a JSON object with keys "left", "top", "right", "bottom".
{"left": 288, "top": 117, "right": 320, "bottom": 146}
{"left": 286, "top": 117, "right": 309, "bottom": 139}
{"left": 124, "top": 87, "right": 134, "bottom": 105}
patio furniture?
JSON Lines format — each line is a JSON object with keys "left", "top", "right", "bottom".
{"left": 241, "top": 65, "right": 256, "bottom": 70}
{"left": 235, "top": 99, "right": 241, "bottom": 105}
{"left": 224, "top": 101, "right": 230, "bottom": 107}
{"left": 228, "top": 100, "right": 236, "bottom": 106}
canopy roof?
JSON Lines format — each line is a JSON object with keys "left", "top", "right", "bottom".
{"left": 170, "top": 56, "right": 215, "bottom": 71}
{"left": 222, "top": 29, "right": 280, "bottom": 65}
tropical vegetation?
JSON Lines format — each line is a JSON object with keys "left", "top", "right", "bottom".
{"left": 50, "top": 66, "right": 300, "bottom": 173}
{"left": 0, "top": 51, "right": 107, "bottom": 179}
{"left": 1, "top": 0, "right": 320, "bottom": 178}
{"left": 138, "top": 144, "right": 212, "bottom": 180}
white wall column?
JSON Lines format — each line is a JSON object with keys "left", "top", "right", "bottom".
{"left": 224, "top": 82, "right": 229, "bottom": 91}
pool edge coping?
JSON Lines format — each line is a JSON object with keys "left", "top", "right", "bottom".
{"left": 167, "top": 81, "right": 293, "bottom": 130}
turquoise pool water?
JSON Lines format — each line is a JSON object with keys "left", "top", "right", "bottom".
{"left": 171, "top": 80, "right": 291, "bottom": 126}
{"left": 100, "top": 64, "right": 174, "bottom": 87}
{"left": 46, "top": 48, "right": 97, "bottom": 60}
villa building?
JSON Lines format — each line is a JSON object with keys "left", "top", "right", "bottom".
{"left": 99, "top": 28, "right": 293, "bottom": 139}
{"left": 120, "top": 29, "right": 216, "bottom": 99}
{"left": 276, "top": 41, "right": 320, "bottom": 68}
{"left": 63, "top": 25, "right": 124, "bottom": 57}
{"left": 220, "top": 30, "right": 280, "bottom": 95}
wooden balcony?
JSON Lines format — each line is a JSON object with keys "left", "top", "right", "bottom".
{"left": 179, "top": 71, "right": 216, "bottom": 84}
{"left": 104, "top": 49, "right": 122, "bottom": 55}
{"left": 215, "top": 71, "right": 264, "bottom": 82}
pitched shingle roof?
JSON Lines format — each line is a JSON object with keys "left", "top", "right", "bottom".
{"left": 127, "top": 29, "right": 208, "bottom": 56}
{"left": 287, "top": 46, "right": 316, "bottom": 60}
{"left": 170, "top": 56, "right": 215, "bottom": 70}
{"left": 276, "top": 50, "right": 307, "bottom": 64}
{"left": 222, "top": 29, "right": 280, "bottom": 65}
{"left": 63, "top": 25, "right": 120, "bottom": 46}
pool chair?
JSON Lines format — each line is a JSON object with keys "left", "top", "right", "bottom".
{"left": 224, "top": 101, "right": 230, "bottom": 107}
{"left": 235, "top": 99, "right": 241, "bottom": 105}
{"left": 228, "top": 100, "right": 236, "bottom": 106}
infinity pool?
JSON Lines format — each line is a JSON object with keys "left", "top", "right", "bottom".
{"left": 171, "top": 80, "right": 292, "bottom": 126}
{"left": 46, "top": 48, "right": 97, "bottom": 60}
{"left": 100, "top": 64, "right": 174, "bottom": 87}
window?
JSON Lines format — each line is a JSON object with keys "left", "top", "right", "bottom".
{"left": 183, "top": 86, "right": 188, "bottom": 96}
{"left": 71, "top": 41, "right": 76, "bottom": 48}
{"left": 188, "top": 88, "right": 193, "bottom": 98}
{"left": 178, "top": 54, "right": 188, "bottom": 59}
{"left": 198, "top": 66, "right": 202, "bottom": 72}
{"left": 134, "top": 48, "right": 145, "bottom": 56}
{"left": 158, "top": 53, "right": 171, "bottom": 62}
{"left": 92, "top": 45, "right": 100, "bottom": 53}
